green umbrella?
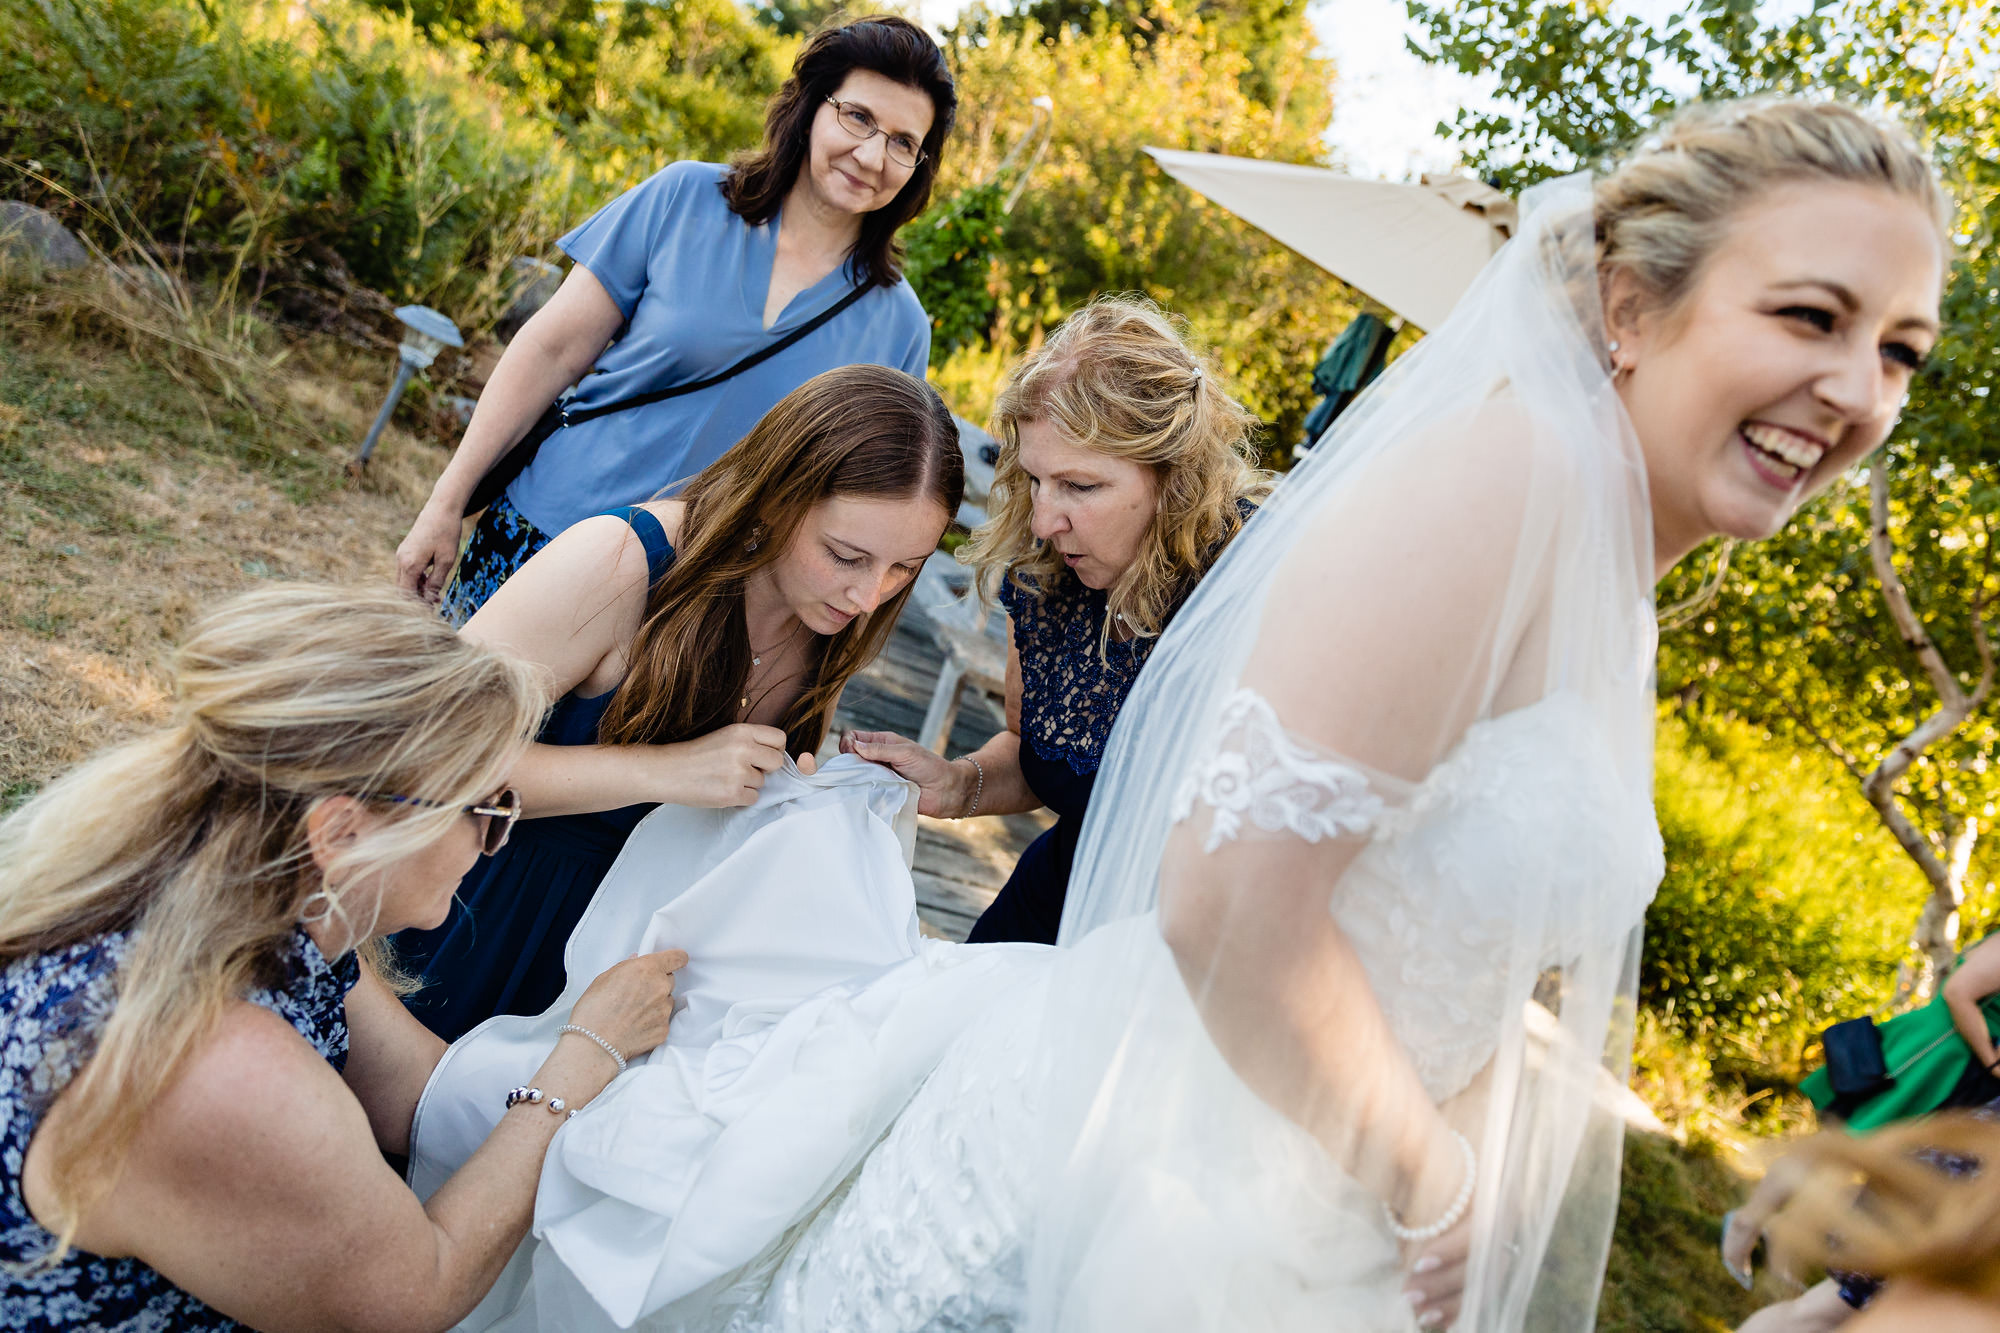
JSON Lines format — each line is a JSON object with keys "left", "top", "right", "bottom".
{"left": 1300, "top": 312, "right": 1394, "bottom": 449}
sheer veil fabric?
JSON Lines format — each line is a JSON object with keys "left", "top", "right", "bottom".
{"left": 1024, "top": 173, "right": 1666, "bottom": 1329}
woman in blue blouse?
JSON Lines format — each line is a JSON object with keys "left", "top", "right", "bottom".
{"left": 0, "top": 584, "right": 683, "bottom": 1332}
{"left": 846, "top": 297, "right": 1272, "bottom": 945}
{"left": 395, "top": 16, "right": 954, "bottom": 622}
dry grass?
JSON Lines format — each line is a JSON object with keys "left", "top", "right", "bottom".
{"left": 1, "top": 271, "right": 453, "bottom": 803}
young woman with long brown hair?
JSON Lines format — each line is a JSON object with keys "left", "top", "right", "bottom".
{"left": 0, "top": 584, "right": 684, "bottom": 1332}
{"left": 396, "top": 362, "right": 963, "bottom": 1041}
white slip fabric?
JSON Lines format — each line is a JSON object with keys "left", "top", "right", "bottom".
{"left": 405, "top": 755, "right": 1042, "bottom": 1331}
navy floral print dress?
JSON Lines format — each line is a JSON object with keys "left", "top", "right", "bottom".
{"left": 963, "top": 573, "right": 1175, "bottom": 947}
{"left": 966, "top": 502, "right": 1258, "bottom": 946}
{"left": 1, "top": 928, "right": 359, "bottom": 1331}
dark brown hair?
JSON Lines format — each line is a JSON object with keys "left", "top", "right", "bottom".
{"left": 598, "top": 364, "right": 963, "bottom": 755}
{"left": 720, "top": 15, "right": 957, "bottom": 289}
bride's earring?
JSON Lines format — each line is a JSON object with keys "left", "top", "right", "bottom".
{"left": 300, "top": 889, "right": 337, "bottom": 925}
{"left": 746, "top": 523, "right": 766, "bottom": 554}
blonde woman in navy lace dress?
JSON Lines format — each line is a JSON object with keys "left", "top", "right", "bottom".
{"left": 847, "top": 296, "right": 1271, "bottom": 943}
{"left": 0, "top": 585, "right": 682, "bottom": 1332}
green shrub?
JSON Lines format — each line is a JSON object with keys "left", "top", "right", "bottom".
{"left": 904, "top": 180, "right": 1006, "bottom": 366}
{"left": 1642, "top": 712, "right": 1920, "bottom": 1091}
{"left": 1, "top": 0, "right": 577, "bottom": 329}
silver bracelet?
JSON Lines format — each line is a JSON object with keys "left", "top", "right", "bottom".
{"left": 1383, "top": 1130, "right": 1477, "bottom": 1242}
{"left": 963, "top": 755, "right": 985, "bottom": 817}
{"left": 558, "top": 1023, "right": 629, "bottom": 1073}
{"left": 504, "top": 1085, "right": 577, "bottom": 1120}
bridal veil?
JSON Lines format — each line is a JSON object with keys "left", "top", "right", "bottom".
{"left": 1027, "top": 173, "right": 1664, "bottom": 1330}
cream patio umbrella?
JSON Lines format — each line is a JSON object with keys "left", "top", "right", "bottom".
{"left": 1143, "top": 147, "right": 1516, "bottom": 331}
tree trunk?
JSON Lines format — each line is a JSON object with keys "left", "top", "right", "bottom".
{"left": 1864, "top": 464, "right": 1994, "bottom": 1007}
{"left": 1893, "top": 814, "right": 1977, "bottom": 1003}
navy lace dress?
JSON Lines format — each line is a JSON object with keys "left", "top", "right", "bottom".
{"left": 398, "top": 506, "right": 676, "bottom": 1042}
{"left": 965, "top": 573, "right": 1170, "bottom": 946}
{"left": 1, "top": 928, "right": 358, "bottom": 1331}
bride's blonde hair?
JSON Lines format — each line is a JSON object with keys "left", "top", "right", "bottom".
{"left": 0, "top": 583, "right": 547, "bottom": 1261}
{"left": 962, "top": 295, "right": 1271, "bottom": 654}
{"left": 1595, "top": 97, "right": 1952, "bottom": 313}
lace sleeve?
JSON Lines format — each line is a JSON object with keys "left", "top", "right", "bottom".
{"left": 1170, "top": 688, "right": 1388, "bottom": 853}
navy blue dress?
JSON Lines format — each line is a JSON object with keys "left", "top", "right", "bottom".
{"left": 1, "top": 928, "right": 358, "bottom": 1331}
{"left": 965, "top": 574, "right": 1169, "bottom": 947}
{"left": 399, "top": 506, "right": 677, "bottom": 1042}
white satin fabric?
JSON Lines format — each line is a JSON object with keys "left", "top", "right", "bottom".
{"left": 406, "top": 756, "right": 1045, "bottom": 1331}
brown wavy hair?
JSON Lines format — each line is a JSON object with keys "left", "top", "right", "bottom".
{"left": 961, "top": 295, "right": 1272, "bottom": 656}
{"left": 0, "top": 584, "right": 546, "bottom": 1264}
{"left": 598, "top": 364, "right": 962, "bottom": 755}
{"left": 720, "top": 15, "right": 957, "bottom": 290}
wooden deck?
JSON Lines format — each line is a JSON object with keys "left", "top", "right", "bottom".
{"left": 830, "top": 593, "right": 1049, "bottom": 941}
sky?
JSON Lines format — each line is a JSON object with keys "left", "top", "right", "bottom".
{"left": 1306, "top": 0, "right": 1498, "bottom": 180}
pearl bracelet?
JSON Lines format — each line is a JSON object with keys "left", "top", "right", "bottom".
{"left": 558, "top": 1023, "right": 629, "bottom": 1073}
{"left": 1383, "top": 1130, "right": 1477, "bottom": 1242}
{"left": 505, "top": 1085, "right": 577, "bottom": 1119}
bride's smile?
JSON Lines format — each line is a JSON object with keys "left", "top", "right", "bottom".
{"left": 1606, "top": 179, "right": 1944, "bottom": 572}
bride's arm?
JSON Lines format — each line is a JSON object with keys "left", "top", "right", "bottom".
{"left": 1159, "top": 426, "right": 1543, "bottom": 1322}
{"left": 1160, "top": 834, "right": 1469, "bottom": 1225}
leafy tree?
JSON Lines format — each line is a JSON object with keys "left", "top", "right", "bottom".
{"left": 1408, "top": 0, "right": 2000, "bottom": 998}
{"left": 991, "top": 0, "right": 1314, "bottom": 107}
{"left": 353, "top": 0, "right": 792, "bottom": 164}
{"left": 903, "top": 180, "right": 1007, "bottom": 365}
{"left": 929, "top": 12, "right": 1355, "bottom": 451}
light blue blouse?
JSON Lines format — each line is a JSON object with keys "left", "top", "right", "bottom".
{"left": 506, "top": 160, "right": 932, "bottom": 535}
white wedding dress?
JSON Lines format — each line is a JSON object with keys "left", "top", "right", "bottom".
{"left": 412, "top": 692, "right": 1658, "bottom": 1332}
{"left": 413, "top": 174, "right": 1669, "bottom": 1333}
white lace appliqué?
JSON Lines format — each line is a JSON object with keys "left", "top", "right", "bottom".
{"left": 1172, "top": 688, "right": 1385, "bottom": 852}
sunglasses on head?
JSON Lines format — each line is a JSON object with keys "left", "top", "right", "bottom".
{"left": 361, "top": 789, "right": 522, "bottom": 856}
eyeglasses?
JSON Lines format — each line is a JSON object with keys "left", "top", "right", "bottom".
{"left": 362, "top": 789, "right": 522, "bottom": 856}
{"left": 824, "top": 96, "right": 927, "bottom": 171}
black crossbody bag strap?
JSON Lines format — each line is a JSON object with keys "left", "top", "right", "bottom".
{"left": 463, "top": 281, "right": 873, "bottom": 517}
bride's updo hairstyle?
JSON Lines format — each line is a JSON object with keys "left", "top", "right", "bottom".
{"left": 964, "top": 294, "right": 1272, "bottom": 653}
{"left": 0, "top": 584, "right": 546, "bottom": 1261}
{"left": 1593, "top": 97, "right": 1952, "bottom": 316}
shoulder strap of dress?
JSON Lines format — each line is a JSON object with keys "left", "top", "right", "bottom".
{"left": 605, "top": 505, "right": 677, "bottom": 585}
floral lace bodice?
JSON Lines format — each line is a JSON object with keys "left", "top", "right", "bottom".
{"left": 0, "top": 929, "right": 358, "bottom": 1332}
{"left": 1175, "top": 686, "right": 1664, "bottom": 1100}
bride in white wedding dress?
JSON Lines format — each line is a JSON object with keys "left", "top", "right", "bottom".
{"left": 408, "top": 97, "right": 1952, "bottom": 1333}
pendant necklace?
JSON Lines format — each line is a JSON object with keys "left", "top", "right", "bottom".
{"left": 742, "top": 618, "right": 808, "bottom": 714}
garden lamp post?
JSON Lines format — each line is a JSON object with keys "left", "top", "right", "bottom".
{"left": 351, "top": 304, "right": 463, "bottom": 476}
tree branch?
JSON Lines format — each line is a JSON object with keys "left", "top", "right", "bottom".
{"left": 1864, "top": 463, "right": 1979, "bottom": 809}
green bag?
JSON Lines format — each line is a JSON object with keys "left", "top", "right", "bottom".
{"left": 1802, "top": 987, "right": 2000, "bottom": 1133}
